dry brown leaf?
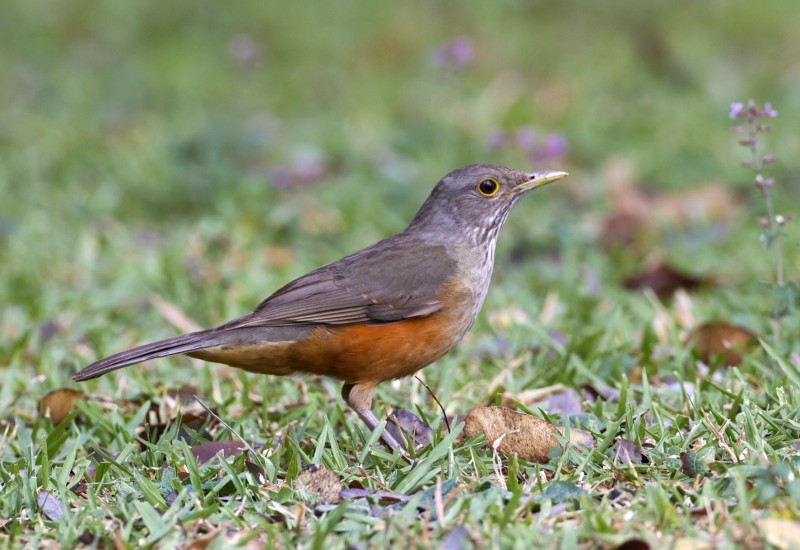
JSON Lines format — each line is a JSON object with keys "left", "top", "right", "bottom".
{"left": 464, "top": 406, "right": 560, "bottom": 463}
{"left": 599, "top": 211, "right": 654, "bottom": 252}
{"left": 611, "top": 439, "right": 643, "bottom": 465}
{"left": 37, "top": 491, "right": 65, "bottom": 521}
{"left": 599, "top": 158, "right": 741, "bottom": 254}
{"left": 143, "top": 411, "right": 213, "bottom": 444}
{"left": 624, "top": 262, "right": 708, "bottom": 298}
{"left": 689, "top": 322, "right": 758, "bottom": 367}
{"left": 385, "top": 409, "right": 433, "bottom": 451}
{"left": 190, "top": 440, "right": 247, "bottom": 465}
{"left": 295, "top": 465, "right": 343, "bottom": 505}
{"left": 40, "top": 388, "right": 85, "bottom": 424}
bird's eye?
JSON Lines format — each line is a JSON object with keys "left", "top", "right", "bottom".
{"left": 477, "top": 178, "right": 499, "bottom": 197}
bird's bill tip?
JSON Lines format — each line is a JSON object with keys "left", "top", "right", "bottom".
{"left": 528, "top": 170, "right": 569, "bottom": 186}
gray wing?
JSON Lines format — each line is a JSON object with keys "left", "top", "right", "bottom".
{"left": 217, "top": 235, "right": 457, "bottom": 330}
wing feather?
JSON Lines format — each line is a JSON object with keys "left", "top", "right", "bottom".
{"left": 218, "top": 235, "right": 456, "bottom": 330}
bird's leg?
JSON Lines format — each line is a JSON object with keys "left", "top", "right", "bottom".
{"left": 341, "top": 382, "right": 408, "bottom": 456}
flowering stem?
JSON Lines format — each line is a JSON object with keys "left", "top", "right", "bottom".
{"left": 761, "top": 189, "right": 784, "bottom": 286}
{"left": 746, "top": 120, "right": 784, "bottom": 287}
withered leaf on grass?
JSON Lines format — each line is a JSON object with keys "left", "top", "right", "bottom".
{"left": 535, "top": 479, "right": 587, "bottom": 504}
{"left": 688, "top": 322, "right": 758, "bottom": 367}
{"left": 441, "top": 526, "right": 472, "bottom": 550}
{"left": 143, "top": 411, "right": 213, "bottom": 444}
{"left": 385, "top": 409, "right": 433, "bottom": 451}
{"left": 624, "top": 262, "right": 709, "bottom": 298}
{"left": 37, "top": 491, "right": 65, "bottom": 522}
{"left": 39, "top": 388, "right": 85, "bottom": 424}
{"left": 190, "top": 440, "right": 248, "bottom": 465}
{"left": 610, "top": 439, "right": 644, "bottom": 465}
{"left": 615, "top": 539, "right": 651, "bottom": 550}
{"left": 464, "top": 406, "right": 563, "bottom": 463}
{"left": 339, "top": 488, "right": 409, "bottom": 503}
{"left": 680, "top": 451, "right": 707, "bottom": 478}
{"left": 295, "top": 465, "right": 343, "bottom": 505}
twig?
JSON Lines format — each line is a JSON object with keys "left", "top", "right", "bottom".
{"left": 415, "top": 375, "right": 451, "bottom": 432}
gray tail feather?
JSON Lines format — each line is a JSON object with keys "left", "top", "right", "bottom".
{"left": 72, "top": 329, "right": 224, "bottom": 381}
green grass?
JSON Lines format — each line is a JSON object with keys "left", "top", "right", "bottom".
{"left": 2, "top": 1, "right": 800, "bottom": 547}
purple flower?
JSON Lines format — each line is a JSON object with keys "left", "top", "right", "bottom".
{"left": 448, "top": 37, "right": 474, "bottom": 66}
{"left": 430, "top": 37, "right": 474, "bottom": 69}
{"left": 486, "top": 129, "right": 507, "bottom": 149}
{"left": 528, "top": 133, "right": 569, "bottom": 163}
{"left": 514, "top": 127, "right": 536, "bottom": 151}
{"left": 729, "top": 102, "right": 745, "bottom": 119}
{"left": 763, "top": 102, "right": 778, "bottom": 118}
{"left": 754, "top": 175, "right": 775, "bottom": 191}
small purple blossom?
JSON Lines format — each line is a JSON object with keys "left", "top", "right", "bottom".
{"left": 514, "top": 127, "right": 537, "bottom": 150}
{"left": 430, "top": 36, "right": 474, "bottom": 69}
{"left": 729, "top": 99, "right": 778, "bottom": 121}
{"left": 729, "top": 102, "right": 744, "bottom": 119}
{"left": 486, "top": 129, "right": 507, "bottom": 150}
{"left": 731, "top": 99, "right": 787, "bottom": 294}
{"left": 754, "top": 175, "right": 775, "bottom": 191}
{"left": 533, "top": 133, "right": 569, "bottom": 162}
{"left": 486, "top": 126, "right": 569, "bottom": 165}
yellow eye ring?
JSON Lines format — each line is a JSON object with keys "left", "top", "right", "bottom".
{"left": 477, "top": 178, "right": 499, "bottom": 197}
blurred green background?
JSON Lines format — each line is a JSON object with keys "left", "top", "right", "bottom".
{"left": 1, "top": 0, "right": 798, "bottom": 377}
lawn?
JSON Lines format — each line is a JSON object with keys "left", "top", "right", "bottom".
{"left": 1, "top": 1, "right": 799, "bottom": 548}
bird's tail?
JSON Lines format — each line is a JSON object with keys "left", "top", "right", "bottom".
{"left": 71, "top": 329, "right": 226, "bottom": 381}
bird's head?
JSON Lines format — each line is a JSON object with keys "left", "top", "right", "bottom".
{"left": 408, "top": 164, "right": 568, "bottom": 244}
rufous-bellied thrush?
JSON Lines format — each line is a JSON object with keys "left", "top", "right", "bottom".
{"left": 72, "top": 164, "right": 568, "bottom": 452}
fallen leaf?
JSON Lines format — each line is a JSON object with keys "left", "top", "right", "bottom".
{"left": 463, "top": 406, "right": 561, "bottom": 463}
{"left": 537, "top": 388, "right": 584, "bottom": 416}
{"left": 385, "top": 409, "right": 433, "bottom": 451}
{"left": 688, "top": 322, "right": 758, "bottom": 367}
{"left": 616, "top": 539, "right": 651, "bottom": 550}
{"left": 295, "top": 465, "right": 343, "bottom": 505}
{"left": 610, "top": 439, "right": 644, "bottom": 465}
{"left": 606, "top": 487, "right": 636, "bottom": 506}
{"left": 190, "top": 441, "right": 247, "bottom": 465}
{"left": 580, "top": 383, "right": 620, "bottom": 402}
{"left": 244, "top": 461, "right": 266, "bottom": 484}
{"left": 534, "top": 480, "right": 587, "bottom": 503}
{"left": 40, "top": 388, "right": 85, "bottom": 424}
{"left": 339, "top": 488, "right": 409, "bottom": 503}
{"left": 680, "top": 451, "right": 706, "bottom": 478}
{"left": 599, "top": 211, "right": 653, "bottom": 251}
{"left": 758, "top": 518, "right": 800, "bottom": 550}
{"left": 143, "top": 411, "right": 213, "bottom": 444}
{"left": 624, "top": 262, "right": 708, "bottom": 298}
{"left": 441, "top": 526, "right": 472, "bottom": 550}
{"left": 37, "top": 491, "right": 65, "bottom": 521}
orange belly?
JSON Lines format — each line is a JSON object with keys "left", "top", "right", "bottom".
{"left": 188, "top": 313, "right": 460, "bottom": 385}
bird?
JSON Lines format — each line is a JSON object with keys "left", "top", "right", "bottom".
{"left": 72, "top": 164, "right": 567, "bottom": 453}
